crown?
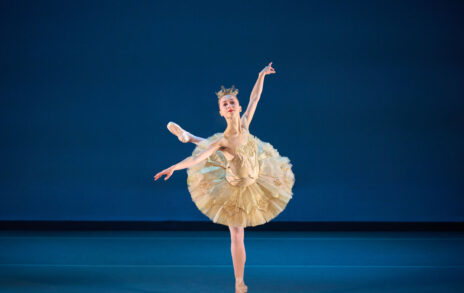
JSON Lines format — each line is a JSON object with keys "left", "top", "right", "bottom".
{"left": 215, "top": 85, "right": 239, "bottom": 100}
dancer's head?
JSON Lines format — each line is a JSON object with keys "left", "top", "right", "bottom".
{"left": 216, "top": 85, "right": 242, "bottom": 119}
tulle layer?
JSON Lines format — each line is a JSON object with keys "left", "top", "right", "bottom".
{"left": 187, "top": 133, "right": 295, "bottom": 227}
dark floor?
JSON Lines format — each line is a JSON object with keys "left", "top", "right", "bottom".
{"left": 0, "top": 230, "right": 463, "bottom": 292}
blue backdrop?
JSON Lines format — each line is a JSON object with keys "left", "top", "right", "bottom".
{"left": 1, "top": 0, "right": 463, "bottom": 222}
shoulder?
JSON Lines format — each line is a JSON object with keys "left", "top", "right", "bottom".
{"left": 241, "top": 114, "right": 250, "bottom": 131}
{"left": 210, "top": 135, "right": 227, "bottom": 150}
{"left": 241, "top": 114, "right": 248, "bottom": 124}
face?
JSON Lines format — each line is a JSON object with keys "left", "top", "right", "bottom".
{"left": 219, "top": 95, "right": 242, "bottom": 118}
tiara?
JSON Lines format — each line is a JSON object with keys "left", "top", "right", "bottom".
{"left": 215, "top": 85, "right": 239, "bottom": 99}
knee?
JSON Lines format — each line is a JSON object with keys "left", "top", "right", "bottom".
{"left": 229, "top": 227, "right": 244, "bottom": 244}
{"left": 231, "top": 234, "right": 244, "bottom": 244}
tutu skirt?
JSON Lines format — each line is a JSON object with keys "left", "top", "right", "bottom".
{"left": 187, "top": 132, "right": 295, "bottom": 227}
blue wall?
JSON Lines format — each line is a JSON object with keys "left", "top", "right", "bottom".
{"left": 1, "top": 0, "right": 463, "bottom": 222}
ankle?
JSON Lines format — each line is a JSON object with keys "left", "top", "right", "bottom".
{"left": 184, "top": 131, "right": 192, "bottom": 142}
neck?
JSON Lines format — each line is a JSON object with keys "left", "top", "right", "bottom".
{"left": 224, "top": 115, "right": 242, "bottom": 137}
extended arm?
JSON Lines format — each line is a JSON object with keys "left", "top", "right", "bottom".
{"left": 242, "top": 62, "right": 276, "bottom": 129}
{"left": 154, "top": 138, "right": 223, "bottom": 181}
{"left": 173, "top": 139, "right": 221, "bottom": 171}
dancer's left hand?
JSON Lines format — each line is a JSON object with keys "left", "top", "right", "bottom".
{"left": 260, "top": 62, "right": 276, "bottom": 75}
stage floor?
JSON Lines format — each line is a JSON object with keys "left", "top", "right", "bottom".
{"left": 1, "top": 230, "right": 463, "bottom": 292}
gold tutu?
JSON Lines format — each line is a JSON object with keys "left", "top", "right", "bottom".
{"left": 187, "top": 130, "right": 295, "bottom": 227}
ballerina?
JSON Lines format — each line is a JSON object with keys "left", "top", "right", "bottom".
{"left": 154, "top": 62, "right": 295, "bottom": 293}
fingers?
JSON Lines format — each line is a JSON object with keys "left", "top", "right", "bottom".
{"left": 154, "top": 169, "right": 174, "bottom": 181}
{"left": 154, "top": 171, "right": 165, "bottom": 181}
{"left": 266, "top": 62, "right": 275, "bottom": 74}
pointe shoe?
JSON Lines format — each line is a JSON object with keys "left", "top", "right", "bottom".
{"left": 235, "top": 279, "right": 248, "bottom": 292}
{"left": 167, "top": 122, "right": 190, "bottom": 143}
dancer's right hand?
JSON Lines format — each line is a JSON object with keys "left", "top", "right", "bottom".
{"left": 154, "top": 166, "right": 175, "bottom": 181}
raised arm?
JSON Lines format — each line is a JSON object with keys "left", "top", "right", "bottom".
{"left": 154, "top": 137, "right": 223, "bottom": 181}
{"left": 242, "top": 62, "right": 276, "bottom": 129}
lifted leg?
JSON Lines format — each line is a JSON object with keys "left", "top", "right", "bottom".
{"left": 167, "top": 122, "right": 206, "bottom": 145}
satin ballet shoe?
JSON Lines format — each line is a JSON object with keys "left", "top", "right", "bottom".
{"left": 235, "top": 278, "right": 248, "bottom": 292}
{"left": 167, "top": 122, "right": 190, "bottom": 143}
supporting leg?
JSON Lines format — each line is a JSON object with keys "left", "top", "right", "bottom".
{"left": 229, "top": 225, "right": 248, "bottom": 292}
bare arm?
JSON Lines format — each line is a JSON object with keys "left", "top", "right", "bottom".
{"left": 154, "top": 138, "right": 223, "bottom": 181}
{"left": 242, "top": 62, "right": 276, "bottom": 129}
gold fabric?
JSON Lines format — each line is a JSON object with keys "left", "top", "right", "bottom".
{"left": 187, "top": 128, "right": 295, "bottom": 228}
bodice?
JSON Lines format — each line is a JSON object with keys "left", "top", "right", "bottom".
{"left": 225, "top": 130, "right": 260, "bottom": 188}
